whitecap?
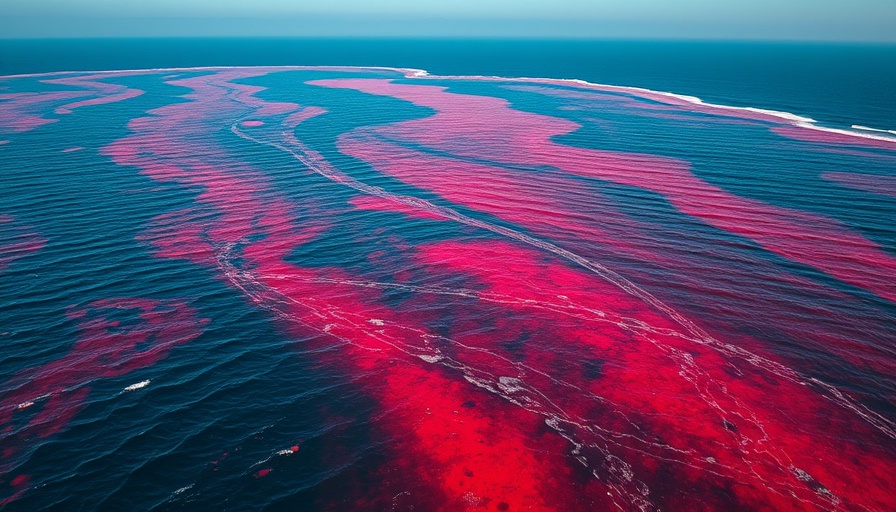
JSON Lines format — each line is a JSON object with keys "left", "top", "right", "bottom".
{"left": 123, "top": 380, "right": 150, "bottom": 392}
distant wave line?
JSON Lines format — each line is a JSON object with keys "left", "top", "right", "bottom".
{"left": 852, "top": 124, "right": 896, "bottom": 136}
{"left": 3, "top": 65, "right": 894, "bottom": 147}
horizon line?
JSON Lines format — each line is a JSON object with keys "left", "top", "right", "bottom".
{"left": 2, "top": 36, "right": 895, "bottom": 44}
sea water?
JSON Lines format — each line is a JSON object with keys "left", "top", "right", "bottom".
{"left": 1, "top": 41, "right": 895, "bottom": 511}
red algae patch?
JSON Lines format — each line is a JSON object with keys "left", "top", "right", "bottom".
{"left": 315, "top": 78, "right": 896, "bottom": 304}
{"left": 3, "top": 66, "right": 895, "bottom": 511}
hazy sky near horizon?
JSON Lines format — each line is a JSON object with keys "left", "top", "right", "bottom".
{"left": 3, "top": 0, "right": 895, "bottom": 41}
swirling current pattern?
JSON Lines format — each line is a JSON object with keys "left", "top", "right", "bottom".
{"left": 0, "top": 67, "right": 894, "bottom": 511}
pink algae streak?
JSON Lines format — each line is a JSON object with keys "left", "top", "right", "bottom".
{"left": 822, "top": 172, "right": 896, "bottom": 198}
{"left": 313, "top": 78, "right": 896, "bottom": 304}
{"left": 0, "top": 298, "right": 207, "bottom": 501}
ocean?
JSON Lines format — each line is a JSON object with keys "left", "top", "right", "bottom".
{"left": 0, "top": 40, "right": 894, "bottom": 511}
{"left": 3, "top": 39, "right": 896, "bottom": 131}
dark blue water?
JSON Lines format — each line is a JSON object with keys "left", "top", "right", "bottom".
{"left": 2, "top": 39, "right": 895, "bottom": 130}
{"left": 1, "top": 44, "right": 895, "bottom": 512}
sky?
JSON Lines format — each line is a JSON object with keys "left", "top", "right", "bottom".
{"left": 2, "top": 0, "right": 895, "bottom": 41}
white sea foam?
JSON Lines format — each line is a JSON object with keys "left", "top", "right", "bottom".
{"left": 17, "top": 393, "right": 52, "bottom": 409}
{"left": 123, "top": 380, "right": 150, "bottom": 392}
{"left": 794, "top": 123, "right": 896, "bottom": 144}
{"left": 853, "top": 125, "right": 887, "bottom": 133}
{"left": 852, "top": 125, "right": 896, "bottom": 136}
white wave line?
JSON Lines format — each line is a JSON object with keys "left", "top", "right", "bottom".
{"left": 218, "top": 241, "right": 842, "bottom": 509}
{"left": 5, "top": 65, "right": 893, "bottom": 146}
{"left": 399, "top": 70, "right": 896, "bottom": 146}
{"left": 228, "top": 108, "right": 896, "bottom": 442}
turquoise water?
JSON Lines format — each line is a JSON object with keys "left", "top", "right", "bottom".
{"left": 2, "top": 39, "right": 895, "bottom": 130}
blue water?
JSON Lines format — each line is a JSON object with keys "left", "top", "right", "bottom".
{"left": 2, "top": 39, "right": 895, "bottom": 130}
{"left": 1, "top": 41, "right": 895, "bottom": 512}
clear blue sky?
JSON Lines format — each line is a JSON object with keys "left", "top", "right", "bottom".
{"left": 2, "top": 0, "right": 895, "bottom": 41}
